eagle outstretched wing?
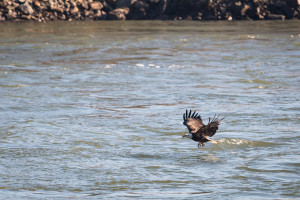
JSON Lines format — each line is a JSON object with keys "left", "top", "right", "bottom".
{"left": 202, "top": 114, "right": 224, "bottom": 137}
{"left": 183, "top": 109, "right": 204, "bottom": 134}
{"left": 182, "top": 109, "right": 224, "bottom": 147}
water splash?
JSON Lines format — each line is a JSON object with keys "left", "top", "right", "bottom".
{"left": 215, "top": 138, "right": 278, "bottom": 149}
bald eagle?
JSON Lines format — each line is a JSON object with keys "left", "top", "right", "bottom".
{"left": 182, "top": 109, "right": 224, "bottom": 147}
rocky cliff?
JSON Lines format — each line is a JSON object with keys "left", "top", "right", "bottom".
{"left": 0, "top": 0, "right": 299, "bottom": 21}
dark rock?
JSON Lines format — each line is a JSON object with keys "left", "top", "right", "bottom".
{"left": 294, "top": 9, "right": 299, "bottom": 18}
{"left": 71, "top": 6, "right": 79, "bottom": 14}
{"left": 267, "top": 13, "right": 285, "bottom": 20}
{"left": 81, "top": 0, "right": 89, "bottom": 9}
{"left": 286, "top": 0, "right": 300, "bottom": 7}
{"left": 280, "top": 5, "right": 295, "bottom": 19}
{"left": 100, "top": 10, "right": 108, "bottom": 20}
{"left": 70, "top": 0, "right": 77, "bottom": 8}
{"left": 244, "top": 4, "right": 260, "bottom": 19}
{"left": 127, "top": 0, "right": 148, "bottom": 19}
{"left": 90, "top": 2, "right": 103, "bottom": 10}
{"left": 35, "top": 12, "right": 43, "bottom": 19}
{"left": 0, "top": 1, "right": 8, "bottom": 7}
{"left": 241, "top": 4, "right": 250, "bottom": 16}
{"left": 108, "top": 8, "right": 129, "bottom": 20}
{"left": 185, "top": 15, "right": 192, "bottom": 20}
{"left": 59, "top": 14, "right": 66, "bottom": 20}
{"left": 19, "top": 2, "right": 34, "bottom": 15}
{"left": 76, "top": 0, "right": 84, "bottom": 5}
{"left": 65, "top": 2, "right": 71, "bottom": 12}
{"left": 165, "top": 0, "right": 209, "bottom": 18}
{"left": 205, "top": 14, "right": 219, "bottom": 20}
{"left": 228, "top": 1, "right": 242, "bottom": 19}
{"left": 0, "top": 12, "right": 5, "bottom": 21}
{"left": 101, "top": 1, "right": 114, "bottom": 13}
{"left": 116, "top": 0, "right": 133, "bottom": 8}
{"left": 21, "top": 14, "right": 31, "bottom": 19}
{"left": 6, "top": 5, "right": 15, "bottom": 10}
{"left": 84, "top": 10, "right": 90, "bottom": 17}
{"left": 37, "top": 1, "right": 47, "bottom": 10}
{"left": 0, "top": 0, "right": 299, "bottom": 21}
{"left": 6, "top": 9, "right": 18, "bottom": 19}
{"left": 12, "top": 2, "right": 20, "bottom": 8}
{"left": 34, "top": 0, "right": 41, "bottom": 8}
{"left": 94, "top": 10, "right": 102, "bottom": 18}
{"left": 30, "top": 15, "right": 38, "bottom": 20}
{"left": 147, "top": 0, "right": 167, "bottom": 19}
{"left": 49, "top": 13, "right": 58, "bottom": 20}
{"left": 51, "top": 6, "right": 64, "bottom": 13}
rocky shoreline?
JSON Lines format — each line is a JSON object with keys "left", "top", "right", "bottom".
{"left": 0, "top": 0, "right": 299, "bottom": 21}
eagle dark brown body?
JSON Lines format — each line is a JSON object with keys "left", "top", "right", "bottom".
{"left": 182, "top": 109, "right": 224, "bottom": 147}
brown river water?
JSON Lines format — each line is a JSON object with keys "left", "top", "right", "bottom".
{"left": 0, "top": 20, "right": 299, "bottom": 199}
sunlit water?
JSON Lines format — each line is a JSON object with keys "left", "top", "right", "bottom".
{"left": 0, "top": 21, "right": 299, "bottom": 199}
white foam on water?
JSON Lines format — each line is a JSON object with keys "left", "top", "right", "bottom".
{"left": 136, "top": 64, "right": 144, "bottom": 67}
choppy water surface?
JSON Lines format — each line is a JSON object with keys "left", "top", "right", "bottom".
{"left": 0, "top": 21, "right": 299, "bottom": 199}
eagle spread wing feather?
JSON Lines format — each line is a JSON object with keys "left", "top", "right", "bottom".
{"left": 182, "top": 109, "right": 224, "bottom": 147}
{"left": 183, "top": 109, "right": 204, "bottom": 134}
{"left": 202, "top": 114, "right": 224, "bottom": 137}
{"left": 183, "top": 109, "right": 224, "bottom": 141}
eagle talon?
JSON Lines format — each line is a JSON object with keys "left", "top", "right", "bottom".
{"left": 198, "top": 142, "right": 204, "bottom": 147}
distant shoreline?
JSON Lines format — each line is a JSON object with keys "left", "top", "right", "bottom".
{"left": 0, "top": 0, "right": 299, "bottom": 22}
